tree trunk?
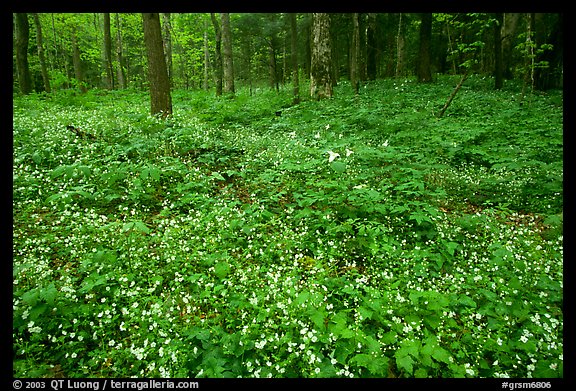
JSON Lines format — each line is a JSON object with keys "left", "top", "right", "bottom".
{"left": 350, "top": 13, "right": 360, "bottom": 95}
{"left": 310, "top": 13, "right": 333, "bottom": 100}
{"left": 115, "top": 14, "right": 127, "bottom": 89}
{"left": 493, "top": 13, "right": 504, "bottom": 90}
{"left": 221, "top": 13, "right": 235, "bottom": 95}
{"left": 289, "top": 13, "right": 300, "bottom": 103}
{"left": 162, "top": 13, "right": 173, "bottom": 87}
{"left": 416, "top": 13, "right": 433, "bottom": 83}
{"left": 268, "top": 38, "right": 278, "bottom": 92}
{"left": 203, "top": 21, "right": 210, "bottom": 91}
{"left": 366, "top": 13, "right": 377, "bottom": 80}
{"left": 102, "top": 13, "right": 114, "bottom": 89}
{"left": 142, "top": 13, "right": 172, "bottom": 117}
{"left": 71, "top": 31, "right": 87, "bottom": 93}
{"left": 210, "top": 13, "right": 223, "bottom": 96}
{"left": 32, "top": 13, "right": 51, "bottom": 93}
{"left": 502, "top": 13, "right": 520, "bottom": 79}
{"left": 534, "top": 13, "right": 562, "bottom": 91}
{"left": 15, "top": 13, "right": 33, "bottom": 94}
{"left": 395, "top": 13, "right": 407, "bottom": 77}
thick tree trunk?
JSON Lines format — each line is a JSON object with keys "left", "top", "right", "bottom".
{"left": 15, "top": 13, "right": 33, "bottom": 94}
{"left": 71, "top": 31, "right": 87, "bottom": 93}
{"left": 221, "top": 13, "right": 235, "bottom": 95}
{"left": 366, "top": 13, "right": 377, "bottom": 80}
{"left": 210, "top": 13, "right": 223, "bottom": 96}
{"left": 142, "top": 13, "right": 172, "bottom": 117}
{"left": 102, "top": 13, "right": 114, "bottom": 89}
{"left": 417, "top": 13, "right": 433, "bottom": 83}
{"left": 32, "top": 13, "right": 51, "bottom": 93}
{"left": 502, "top": 13, "right": 520, "bottom": 80}
{"left": 310, "top": 13, "right": 333, "bottom": 100}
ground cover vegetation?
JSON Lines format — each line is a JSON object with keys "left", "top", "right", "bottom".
{"left": 13, "top": 75, "right": 563, "bottom": 378}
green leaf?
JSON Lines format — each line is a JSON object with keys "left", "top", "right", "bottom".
{"left": 432, "top": 346, "right": 452, "bottom": 364}
{"left": 40, "top": 283, "right": 58, "bottom": 305}
{"left": 214, "top": 262, "right": 231, "bottom": 279}
{"left": 330, "top": 160, "right": 346, "bottom": 173}
{"left": 134, "top": 221, "right": 150, "bottom": 234}
{"left": 396, "top": 354, "right": 414, "bottom": 375}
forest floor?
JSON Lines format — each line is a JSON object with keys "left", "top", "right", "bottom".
{"left": 13, "top": 75, "right": 563, "bottom": 379}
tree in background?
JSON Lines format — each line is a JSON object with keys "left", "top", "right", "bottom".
{"left": 162, "top": 13, "right": 173, "bottom": 87}
{"left": 32, "top": 13, "right": 51, "bottom": 93}
{"left": 417, "top": 13, "right": 432, "bottom": 82}
{"left": 210, "top": 13, "right": 223, "bottom": 96}
{"left": 289, "top": 13, "right": 300, "bottom": 103}
{"left": 310, "top": 13, "right": 332, "bottom": 100}
{"left": 14, "top": 13, "right": 33, "bottom": 94}
{"left": 493, "top": 13, "right": 504, "bottom": 90}
{"left": 142, "top": 13, "right": 172, "bottom": 118}
{"left": 350, "top": 13, "right": 361, "bottom": 95}
{"left": 71, "top": 29, "right": 87, "bottom": 93}
{"left": 221, "top": 13, "right": 235, "bottom": 95}
{"left": 102, "top": 13, "right": 115, "bottom": 89}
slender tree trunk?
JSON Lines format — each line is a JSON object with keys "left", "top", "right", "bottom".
{"left": 32, "top": 13, "right": 51, "bottom": 93}
{"left": 350, "top": 13, "right": 360, "bottom": 95}
{"left": 210, "top": 13, "right": 223, "bottom": 96}
{"left": 142, "top": 13, "right": 172, "bottom": 117}
{"left": 221, "top": 13, "right": 235, "bottom": 95}
{"left": 395, "top": 13, "right": 407, "bottom": 77}
{"left": 289, "top": 13, "right": 300, "bottom": 103}
{"left": 268, "top": 38, "right": 278, "bottom": 91}
{"left": 203, "top": 21, "right": 210, "bottom": 91}
{"left": 15, "top": 13, "right": 33, "bottom": 94}
{"left": 494, "top": 13, "right": 504, "bottom": 90}
{"left": 416, "top": 13, "right": 433, "bottom": 83}
{"left": 71, "top": 31, "right": 87, "bottom": 93}
{"left": 102, "top": 13, "right": 114, "bottom": 89}
{"left": 162, "top": 13, "right": 173, "bottom": 87}
{"left": 310, "top": 13, "right": 333, "bottom": 100}
{"left": 115, "top": 14, "right": 127, "bottom": 89}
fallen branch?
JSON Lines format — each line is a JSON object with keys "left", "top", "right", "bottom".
{"left": 437, "top": 72, "right": 469, "bottom": 118}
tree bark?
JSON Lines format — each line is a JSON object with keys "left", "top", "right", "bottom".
{"left": 502, "top": 13, "right": 520, "bottom": 80}
{"left": 71, "top": 31, "right": 87, "bottom": 93}
{"left": 310, "top": 13, "right": 333, "bottom": 100}
{"left": 395, "top": 13, "right": 407, "bottom": 77}
{"left": 203, "top": 21, "right": 210, "bottom": 91}
{"left": 115, "top": 14, "right": 127, "bottom": 89}
{"left": 102, "top": 13, "right": 114, "bottom": 89}
{"left": 162, "top": 13, "right": 173, "bottom": 87}
{"left": 366, "top": 13, "right": 377, "bottom": 80}
{"left": 350, "top": 13, "right": 360, "bottom": 95}
{"left": 142, "top": 13, "right": 172, "bottom": 117}
{"left": 417, "top": 13, "right": 433, "bottom": 83}
{"left": 289, "top": 13, "right": 300, "bottom": 103}
{"left": 210, "top": 13, "right": 223, "bottom": 96}
{"left": 15, "top": 13, "right": 33, "bottom": 94}
{"left": 32, "top": 13, "right": 51, "bottom": 93}
{"left": 221, "top": 13, "right": 235, "bottom": 95}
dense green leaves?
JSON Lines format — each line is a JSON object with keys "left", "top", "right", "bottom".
{"left": 13, "top": 77, "right": 562, "bottom": 378}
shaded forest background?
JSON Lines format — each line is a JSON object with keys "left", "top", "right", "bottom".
{"left": 13, "top": 13, "right": 563, "bottom": 100}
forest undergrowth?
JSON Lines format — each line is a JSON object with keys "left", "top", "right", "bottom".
{"left": 13, "top": 75, "right": 563, "bottom": 378}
